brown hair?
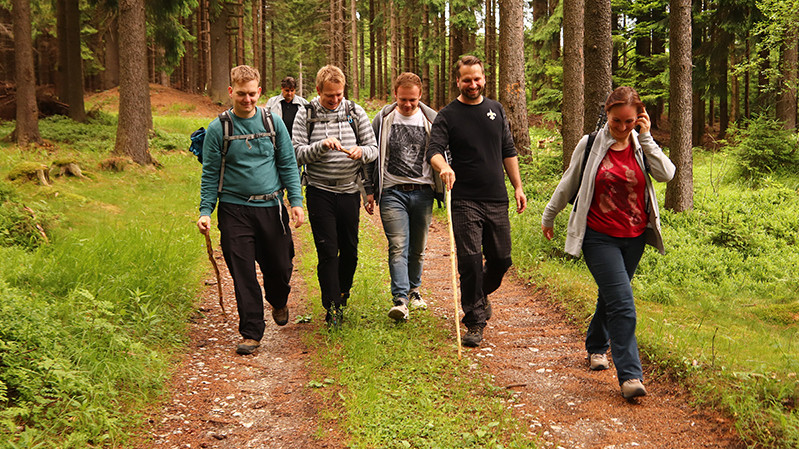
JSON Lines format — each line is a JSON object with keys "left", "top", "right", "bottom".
{"left": 316, "top": 65, "right": 346, "bottom": 90}
{"left": 454, "top": 55, "right": 484, "bottom": 80}
{"left": 605, "top": 86, "right": 644, "bottom": 113}
{"left": 230, "top": 65, "right": 260, "bottom": 85}
{"left": 393, "top": 72, "right": 423, "bottom": 94}
{"left": 281, "top": 76, "right": 297, "bottom": 89}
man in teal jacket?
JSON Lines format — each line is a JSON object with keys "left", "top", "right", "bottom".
{"left": 197, "top": 65, "right": 304, "bottom": 355}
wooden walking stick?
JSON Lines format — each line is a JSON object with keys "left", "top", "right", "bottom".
{"left": 445, "top": 189, "right": 463, "bottom": 359}
{"left": 204, "top": 231, "right": 227, "bottom": 317}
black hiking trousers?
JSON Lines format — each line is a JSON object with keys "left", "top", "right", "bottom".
{"left": 218, "top": 202, "right": 294, "bottom": 341}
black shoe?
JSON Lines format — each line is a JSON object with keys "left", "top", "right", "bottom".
{"left": 325, "top": 306, "right": 343, "bottom": 329}
{"left": 462, "top": 326, "right": 484, "bottom": 347}
{"left": 272, "top": 306, "right": 289, "bottom": 326}
{"left": 485, "top": 297, "right": 493, "bottom": 320}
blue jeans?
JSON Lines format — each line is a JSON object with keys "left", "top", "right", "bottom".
{"left": 581, "top": 227, "right": 646, "bottom": 384}
{"left": 379, "top": 186, "right": 434, "bottom": 303}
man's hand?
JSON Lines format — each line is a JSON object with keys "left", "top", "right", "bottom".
{"left": 514, "top": 187, "right": 527, "bottom": 214}
{"left": 321, "top": 137, "right": 343, "bottom": 152}
{"left": 542, "top": 225, "right": 554, "bottom": 240}
{"left": 345, "top": 146, "right": 363, "bottom": 160}
{"left": 439, "top": 166, "right": 455, "bottom": 190}
{"left": 364, "top": 194, "right": 375, "bottom": 215}
{"left": 291, "top": 206, "right": 305, "bottom": 228}
{"left": 197, "top": 215, "right": 211, "bottom": 234}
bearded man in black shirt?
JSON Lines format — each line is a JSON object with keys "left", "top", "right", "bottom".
{"left": 426, "top": 55, "right": 527, "bottom": 347}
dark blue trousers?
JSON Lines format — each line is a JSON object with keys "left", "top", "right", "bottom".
{"left": 581, "top": 227, "right": 646, "bottom": 384}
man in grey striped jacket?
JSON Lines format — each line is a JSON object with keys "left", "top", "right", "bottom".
{"left": 292, "top": 65, "right": 378, "bottom": 327}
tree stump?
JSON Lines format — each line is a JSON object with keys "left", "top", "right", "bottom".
{"left": 51, "top": 158, "right": 86, "bottom": 178}
{"left": 8, "top": 162, "right": 51, "bottom": 186}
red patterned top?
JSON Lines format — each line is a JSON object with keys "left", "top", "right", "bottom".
{"left": 586, "top": 143, "right": 648, "bottom": 237}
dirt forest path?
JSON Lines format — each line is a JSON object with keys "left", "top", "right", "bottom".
{"left": 136, "top": 211, "right": 745, "bottom": 449}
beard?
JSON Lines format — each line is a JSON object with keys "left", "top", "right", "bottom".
{"left": 459, "top": 85, "right": 484, "bottom": 101}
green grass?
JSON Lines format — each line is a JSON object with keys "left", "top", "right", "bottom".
{"left": 0, "top": 117, "right": 206, "bottom": 448}
{"left": 511, "top": 139, "right": 799, "bottom": 448}
{"left": 294, "top": 219, "right": 538, "bottom": 449}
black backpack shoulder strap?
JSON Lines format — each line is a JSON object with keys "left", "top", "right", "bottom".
{"left": 217, "top": 110, "right": 234, "bottom": 193}
{"left": 569, "top": 131, "right": 598, "bottom": 205}
{"left": 259, "top": 107, "right": 276, "bottom": 148}
{"left": 346, "top": 100, "right": 362, "bottom": 146}
{"left": 305, "top": 103, "right": 317, "bottom": 142}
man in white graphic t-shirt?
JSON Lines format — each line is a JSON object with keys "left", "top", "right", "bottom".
{"left": 368, "top": 73, "right": 441, "bottom": 321}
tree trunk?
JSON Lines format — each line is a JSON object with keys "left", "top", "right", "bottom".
{"left": 776, "top": 34, "right": 798, "bottom": 130}
{"left": 485, "top": 0, "right": 497, "bottom": 100}
{"left": 422, "top": 5, "right": 431, "bottom": 105}
{"left": 583, "top": 0, "right": 612, "bottom": 135}
{"left": 350, "top": 0, "right": 359, "bottom": 99}
{"left": 498, "top": 0, "right": 530, "bottom": 156}
{"left": 236, "top": 0, "right": 244, "bottom": 65}
{"left": 102, "top": 15, "right": 120, "bottom": 90}
{"left": 549, "top": 0, "right": 561, "bottom": 60}
{"left": 115, "top": 0, "right": 153, "bottom": 165}
{"left": 253, "top": 0, "right": 260, "bottom": 74}
{"left": 12, "top": 0, "right": 42, "bottom": 146}
{"left": 730, "top": 41, "right": 739, "bottom": 125}
{"left": 665, "top": 0, "right": 693, "bottom": 212}
{"left": 561, "top": 0, "right": 584, "bottom": 169}
{"left": 56, "top": 0, "right": 67, "bottom": 101}
{"left": 390, "top": 0, "right": 399, "bottom": 82}
{"left": 369, "top": 0, "right": 376, "bottom": 98}
{"left": 209, "top": 0, "right": 230, "bottom": 104}
{"left": 63, "top": 0, "right": 86, "bottom": 122}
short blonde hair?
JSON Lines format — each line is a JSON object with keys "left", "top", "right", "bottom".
{"left": 393, "top": 72, "right": 422, "bottom": 94}
{"left": 316, "top": 65, "right": 346, "bottom": 91}
{"left": 231, "top": 65, "right": 261, "bottom": 85}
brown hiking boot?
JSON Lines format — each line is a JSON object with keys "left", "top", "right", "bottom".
{"left": 621, "top": 378, "right": 647, "bottom": 400}
{"left": 236, "top": 339, "right": 260, "bottom": 355}
{"left": 589, "top": 353, "right": 610, "bottom": 371}
{"left": 272, "top": 305, "right": 289, "bottom": 326}
{"left": 462, "top": 326, "right": 484, "bottom": 347}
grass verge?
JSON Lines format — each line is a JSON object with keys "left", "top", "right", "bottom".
{"left": 293, "top": 215, "right": 539, "bottom": 449}
{"left": 0, "top": 118, "right": 206, "bottom": 447}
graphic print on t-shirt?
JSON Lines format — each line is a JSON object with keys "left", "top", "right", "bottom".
{"left": 387, "top": 123, "right": 426, "bottom": 178}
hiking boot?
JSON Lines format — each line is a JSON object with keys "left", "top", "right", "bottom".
{"left": 485, "top": 297, "right": 493, "bottom": 320}
{"left": 236, "top": 339, "right": 260, "bottom": 355}
{"left": 388, "top": 303, "right": 409, "bottom": 322}
{"left": 272, "top": 305, "right": 289, "bottom": 326}
{"left": 409, "top": 291, "right": 427, "bottom": 309}
{"left": 462, "top": 326, "right": 484, "bottom": 347}
{"left": 589, "top": 353, "right": 610, "bottom": 371}
{"left": 621, "top": 378, "right": 647, "bottom": 400}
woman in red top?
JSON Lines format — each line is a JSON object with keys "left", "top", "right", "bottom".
{"left": 541, "top": 86, "right": 675, "bottom": 400}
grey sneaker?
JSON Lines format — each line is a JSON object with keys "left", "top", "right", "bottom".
{"left": 462, "top": 326, "right": 484, "bottom": 347}
{"left": 589, "top": 353, "right": 610, "bottom": 371}
{"left": 408, "top": 291, "right": 427, "bottom": 309}
{"left": 621, "top": 378, "right": 647, "bottom": 399}
{"left": 236, "top": 339, "right": 260, "bottom": 355}
{"left": 388, "top": 303, "right": 409, "bottom": 321}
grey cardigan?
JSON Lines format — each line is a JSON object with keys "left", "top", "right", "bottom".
{"left": 541, "top": 125, "right": 676, "bottom": 256}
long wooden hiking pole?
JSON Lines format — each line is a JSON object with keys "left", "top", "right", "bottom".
{"left": 445, "top": 189, "right": 463, "bottom": 359}
{"left": 204, "top": 231, "right": 227, "bottom": 317}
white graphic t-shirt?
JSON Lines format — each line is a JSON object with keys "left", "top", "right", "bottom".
{"left": 383, "top": 109, "right": 434, "bottom": 189}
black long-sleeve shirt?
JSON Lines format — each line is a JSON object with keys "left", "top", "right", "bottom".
{"left": 426, "top": 98, "right": 516, "bottom": 202}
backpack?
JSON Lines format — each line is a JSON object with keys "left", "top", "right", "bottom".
{"left": 190, "top": 107, "right": 276, "bottom": 193}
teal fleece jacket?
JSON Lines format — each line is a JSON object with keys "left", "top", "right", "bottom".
{"left": 199, "top": 107, "right": 303, "bottom": 216}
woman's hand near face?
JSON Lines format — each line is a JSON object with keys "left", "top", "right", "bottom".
{"left": 636, "top": 106, "right": 651, "bottom": 134}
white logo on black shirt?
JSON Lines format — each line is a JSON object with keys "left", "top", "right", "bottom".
{"left": 487, "top": 109, "right": 497, "bottom": 120}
